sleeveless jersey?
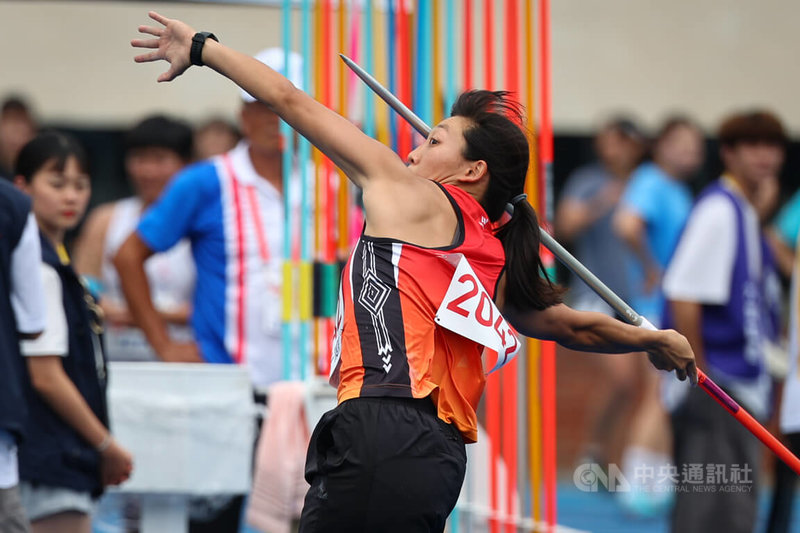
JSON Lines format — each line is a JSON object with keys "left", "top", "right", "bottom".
{"left": 102, "top": 197, "right": 195, "bottom": 361}
{"left": 330, "top": 184, "right": 505, "bottom": 443}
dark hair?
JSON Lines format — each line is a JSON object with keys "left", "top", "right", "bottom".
{"left": 603, "top": 115, "right": 647, "bottom": 144}
{"left": 125, "top": 114, "right": 194, "bottom": 162}
{"left": 654, "top": 115, "right": 699, "bottom": 145}
{"left": 1, "top": 95, "right": 32, "bottom": 116}
{"left": 15, "top": 130, "right": 88, "bottom": 183}
{"left": 718, "top": 110, "right": 787, "bottom": 148}
{"left": 450, "top": 90, "right": 563, "bottom": 311}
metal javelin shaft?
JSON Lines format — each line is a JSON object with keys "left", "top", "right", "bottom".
{"left": 340, "top": 53, "right": 800, "bottom": 476}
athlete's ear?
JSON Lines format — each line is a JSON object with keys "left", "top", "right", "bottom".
{"left": 463, "top": 160, "right": 487, "bottom": 183}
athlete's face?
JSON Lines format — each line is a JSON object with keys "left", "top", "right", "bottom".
{"left": 406, "top": 116, "right": 480, "bottom": 185}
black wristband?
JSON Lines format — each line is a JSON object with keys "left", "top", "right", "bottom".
{"left": 190, "top": 31, "right": 218, "bottom": 67}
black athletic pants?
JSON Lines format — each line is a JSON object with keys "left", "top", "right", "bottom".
{"left": 299, "top": 396, "right": 467, "bottom": 533}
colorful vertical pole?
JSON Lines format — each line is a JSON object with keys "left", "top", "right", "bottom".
{"left": 415, "top": 0, "right": 432, "bottom": 128}
{"left": 312, "top": 0, "right": 324, "bottom": 372}
{"left": 280, "top": 0, "right": 294, "bottom": 381}
{"left": 431, "top": 0, "right": 442, "bottom": 125}
{"left": 538, "top": 0, "right": 557, "bottom": 529}
{"left": 396, "top": 0, "right": 412, "bottom": 159}
{"left": 502, "top": 4, "right": 520, "bottom": 529}
{"left": 298, "top": 0, "right": 313, "bottom": 380}
{"left": 374, "top": 0, "right": 390, "bottom": 146}
{"left": 387, "top": 0, "right": 397, "bottom": 151}
{"left": 482, "top": 2, "right": 501, "bottom": 529}
{"left": 321, "top": 0, "right": 336, "bottom": 376}
{"left": 525, "top": 3, "right": 543, "bottom": 509}
{"left": 337, "top": 0, "right": 350, "bottom": 261}
{"left": 363, "top": 0, "right": 376, "bottom": 140}
{"left": 444, "top": 0, "right": 456, "bottom": 117}
{"left": 463, "top": 0, "right": 473, "bottom": 90}
{"left": 524, "top": 0, "right": 543, "bottom": 515}
{"left": 483, "top": 0, "right": 494, "bottom": 89}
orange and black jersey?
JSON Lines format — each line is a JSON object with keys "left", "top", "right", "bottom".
{"left": 330, "top": 184, "right": 505, "bottom": 443}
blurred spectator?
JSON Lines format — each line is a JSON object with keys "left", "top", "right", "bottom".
{"left": 767, "top": 184, "right": 800, "bottom": 279}
{"left": 0, "top": 96, "right": 37, "bottom": 181}
{"left": 663, "top": 110, "right": 787, "bottom": 533}
{"left": 0, "top": 179, "right": 46, "bottom": 533}
{"left": 193, "top": 117, "right": 240, "bottom": 161}
{"left": 556, "top": 116, "right": 646, "bottom": 312}
{"left": 614, "top": 116, "right": 705, "bottom": 326}
{"left": 554, "top": 116, "right": 647, "bottom": 466}
{"left": 73, "top": 115, "right": 196, "bottom": 363}
{"left": 611, "top": 116, "right": 704, "bottom": 516}
{"left": 13, "top": 131, "right": 133, "bottom": 532}
{"left": 113, "top": 48, "right": 303, "bottom": 533}
{"left": 769, "top": 229, "right": 800, "bottom": 533}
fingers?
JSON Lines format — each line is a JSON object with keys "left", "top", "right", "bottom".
{"left": 130, "top": 38, "right": 159, "bottom": 49}
{"left": 137, "top": 24, "right": 163, "bottom": 37}
{"left": 148, "top": 11, "right": 170, "bottom": 26}
{"left": 687, "top": 361, "right": 698, "bottom": 387}
{"left": 675, "top": 367, "right": 687, "bottom": 381}
{"left": 134, "top": 51, "right": 162, "bottom": 64}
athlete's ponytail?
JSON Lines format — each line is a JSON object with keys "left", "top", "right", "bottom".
{"left": 494, "top": 198, "right": 563, "bottom": 310}
{"left": 451, "top": 90, "right": 563, "bottom": 311}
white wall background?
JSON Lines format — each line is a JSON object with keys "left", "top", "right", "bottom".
{"left": 1, "top": 0, "right": 797, "bottom": 134}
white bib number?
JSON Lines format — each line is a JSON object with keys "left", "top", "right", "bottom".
{"left": 435, "top": 256, "right": 521, "bottom": 373}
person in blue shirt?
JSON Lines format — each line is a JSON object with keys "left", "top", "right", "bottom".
{"left": 614, "top": 116, "right": 705, "bottom": 327}
{"left": 113, "top": 47, "right": 304, "bottom": 533}
{"left": 611, "top": 116, "right": 705, "bottom": 516}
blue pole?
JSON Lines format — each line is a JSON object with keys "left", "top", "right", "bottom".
{"left": 281, "top": 0, "right": 294, "bottom": 381}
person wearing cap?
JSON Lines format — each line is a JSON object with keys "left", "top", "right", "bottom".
{"left": 609, "top": 116, "right": 704, "bottom": 515}
{"left": 113, "top": 49, "right": 304, "bottom": 533}
{"left": 73, "top": 115, "right": 196, "bottom": 364}
{"left": 554, "top": 116, "right": 647, "bottom": 471}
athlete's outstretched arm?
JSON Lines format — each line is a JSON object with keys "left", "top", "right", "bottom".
{"left": 131, "top": 12, "right": 406, "bottom": 189}
{"left": 505, "top": 302, "right": 697, "bottom": 385}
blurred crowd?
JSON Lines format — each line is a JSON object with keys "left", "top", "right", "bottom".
{"left": 555, "top": 110, "right": 799, "bottom": 532}
{"left": 1, "top": 53, "right": 799, "bottom": 533}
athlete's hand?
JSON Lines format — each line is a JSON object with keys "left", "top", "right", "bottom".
{"left": 646, "top": 329, "right": 698, "bottom": 386}
{"left": 131, "top": 11, "right": 196, "bottom": 82}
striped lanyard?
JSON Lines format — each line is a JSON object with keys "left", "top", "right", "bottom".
{"left": 222, "top": 154, "right": 283, "bottom": 365}
{"left": 223, "top": 154, "right": 271, "bottom": 264}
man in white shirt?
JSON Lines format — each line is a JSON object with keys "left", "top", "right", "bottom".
{"left": 663, "top": 110, "right": 787, "bottom": 533}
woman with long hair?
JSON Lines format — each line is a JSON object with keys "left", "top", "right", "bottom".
{"left": 132, "top": 12, "right": 695, "bottom": 532}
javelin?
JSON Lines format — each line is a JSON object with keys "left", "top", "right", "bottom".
{"left": 340, "top": 53, "right": 800, "bottom": 476}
